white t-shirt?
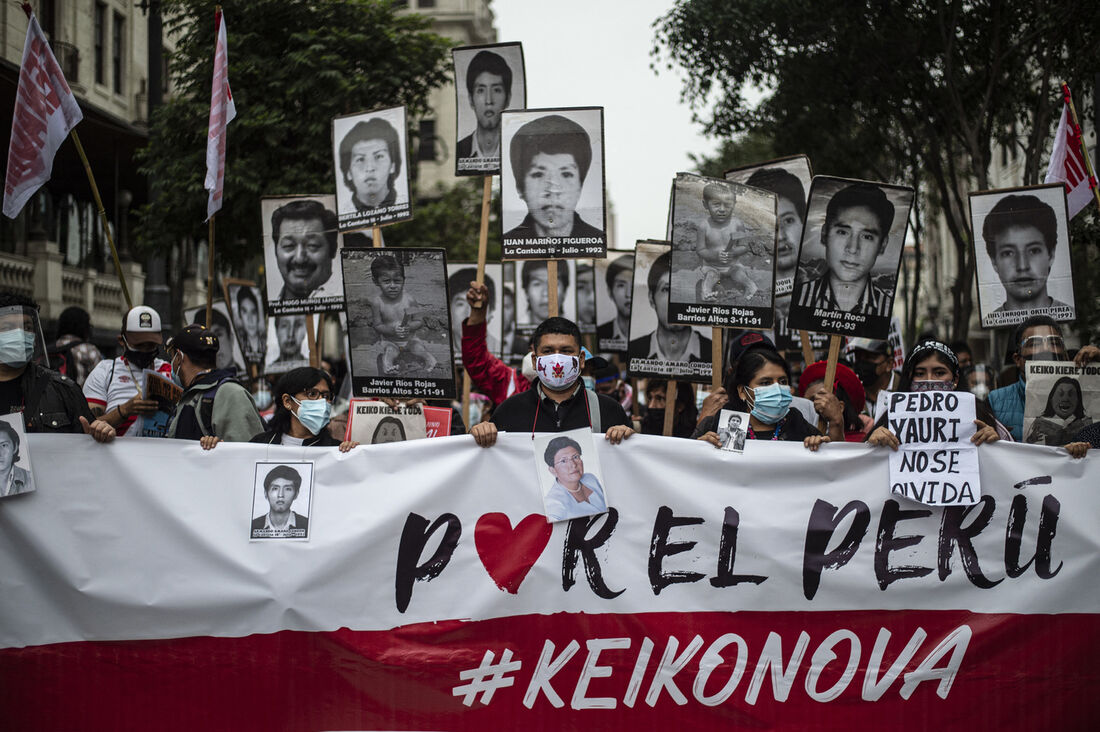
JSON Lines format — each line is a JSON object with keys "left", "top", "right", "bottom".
{"left": 83, "top": 356, "right": 172, "bottom": 436}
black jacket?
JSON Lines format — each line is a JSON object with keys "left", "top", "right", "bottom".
{"left": 18, "top": 363, "right": 93, "bottom": 433}
{"left": 491, "top": 384, "right": 629, "bottom": 434}
{"left": 250, "top": 429, "right": 341, "bottom": 446}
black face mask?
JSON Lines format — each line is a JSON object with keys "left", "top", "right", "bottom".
{"left": 850, "top": 359, "right": 880, "bottom": 388}
{"left": 125, "top": 348, "right": 157, "bottom": 370}
{"left": 641, "top": 408, "right": 694, "bottom": 438}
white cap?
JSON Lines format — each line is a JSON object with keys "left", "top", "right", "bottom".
{"left": 124, "top": 306, "right": 162, "bottom": 337}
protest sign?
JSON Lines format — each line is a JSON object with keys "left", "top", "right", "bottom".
{"left": 970, "top": 183, "right": 1074, "bottom": 328}
{"left": 0, "top": 413, "right": 33, "bottom": 498}
{"left": 264, "top": 313, "right": 319, "bottom": 375}
{"left": 716, "top": 408, "right": 749, "bottom": 452}
{"left": 342, "top": 248, "right": 455, "bottom": 399}
{"left": 576, "top": 260, "right": 597, "bottom": 335}
{"left": 452, "top": 42, "right": 526, "bottom": 176}
{"left": 423, "top": 405, "right": 452, "bottom": 438}
{"left": 129, "top": 369, "right": 182, "bottom": 438}
{"left": 595, "top": 250, "right": 634, "bottom": 352}
{"left": 448, "top": 262, "right": 504, "bottom": 362}
{"left": 887, "top": 390, "right": 980, "bottom": 506}
{"left": 331, "top": 106, "right": 413, "bottom": 231}
{"left": 500, "top": 107, "right": 607, "bottom": 259}
{"left": 249, "top": 462, "right": 313, "bottom": 541}
{"left": 223, "top": 279, "right": 266, "bottom": 367}
{"left": 184, "top": 300, "right": 245, "bottom": 376}
{"left": 1, "top": 435, "right": 1098, "bottom": 731}
{"left": 627, "top": 240, "right": 713, "bottom": 383}
{"left": 887, "top": 315, "right": 906, "bottom": 370}
{"left": 261, "top": 194, "right": 346, "bottom": 316}
{"left": 787, "top": 177, "right": 914, "bottom": 340}
{"left": 1023, "top": 362, "right": 1099, "bottom": 445}
{"left": 345, "top": 399, "right": 428, "bottom": 444}
{"left": 534, "top": 428, "right": 610, "bottom": 523}
{"left": 668, "top": 173, "right": 777, "bottom": 328}
{"left": 514, "top": 258, "right": 577, "bottom": 344}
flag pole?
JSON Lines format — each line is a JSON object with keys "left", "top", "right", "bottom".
{"left": 1062, "top": 82, "right": 1100, "bottom": 211}
{"left": 205, "top": 215, "right": 215, "bottom": 327}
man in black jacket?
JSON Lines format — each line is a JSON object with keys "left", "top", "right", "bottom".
{"left": 470, "top": 317, "right": 633, "bottom": 447}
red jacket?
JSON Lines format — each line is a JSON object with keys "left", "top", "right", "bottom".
{"left": 461, "top": 319, "right": 531, "bottom": 406}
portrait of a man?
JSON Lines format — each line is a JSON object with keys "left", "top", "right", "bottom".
{"left": 331, "top": 106, "right": 413, "bottom": 230}
{"left": 453, "top": 43, "right": 525, "bottom": 176}
{"left": 596, "top": 253, "right": 634, "bottom": 352}
{"left": 628, "top": 249, "right": 712, "bottom": 367}
{"left": 263, "top": 196, "right": 345, "bottom": 315}
{"left": 576, "top": 262, "right": 596, "bottom": 334}
{"left": 717, "top": 410, "right": 747, "bottom": 452}
{"left": 516, "top": 259, "right": 575, "bottom": 332}
{"left": 447, "top": 264, "right": 501, "bottom": 359}
{"left": 266, "top": 315, "right": 308, "bottom": 374}
{"left": 228, "top": 284, "right": 266, "bottom": 364}
{"left": 540, "top": 434, "right": 607, "bottom": 523}
{"left": 250, "top": 464, "right": 310, "bottom": 540}
{"left": 0, "top": 418, "right": 33, "bottom": 498}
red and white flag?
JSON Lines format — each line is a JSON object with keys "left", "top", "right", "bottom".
{"left": 1044, "top": 85, "right": 1095, "bottom": 219}
{"left": 2, "top": 11, "right": 83, "bottom": 219}
{"left": 204, "top": 9, "right": 236, "bottom": 221}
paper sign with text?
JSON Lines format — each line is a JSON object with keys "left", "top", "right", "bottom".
{"left": 887, "top": 390, "right": 980, "bottom": 506}
{"left": 423, "top": 405, "right": 452, "bottom": 438}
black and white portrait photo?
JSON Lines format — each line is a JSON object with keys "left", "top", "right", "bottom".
{"left": 787, "top": 177, "right": 914, "bottom": 340}
{"left": 447, "top": 262, "right": 503, "bottom": 362}
{"left": 534, "top": 428, "right": 610, "bottom": 524}
{"left": 342, "top": 248, "right": 455, "bottom": 399}
{"left": 575, "top": 261, "right": 597, "bottom": 335}
{"left": 1023, "top": 363, "right": 1098, "bottom": 447}
{"left": 452, "top": 42, "right": 526, "bottom": 176}
{"left": 515, "top": 259, "right": 576, "bottom": 342}
{"left": 332, "top": 106, "right": 413, "bottom": 231}
{"left": 500, "top": 107, "right": 606, "bottom": 259}
{"left": 595, "top": 251, "right": 634, "bottom": 353}
{"left": 970, "top": 184, "right": 1075, "bottom": 328}
{"left": 223, "top": 280, "right": 266, "bottom": 367}
{"left": 668, "top": 173, "right": 777, "bottom": 329}
{"left": 716, "top": 409, "right": 749, "bottom": 453}
{"left": 264, "top": 313, "right": 317, "bottom": 375}
{"left": 627, "top": 240, "right": 713, "bottom": 383}
{"left": 0, "top": 414, "right": 34, "bottom": 499}
{"left": 262, "top": 195, "right": 346, "bottom": 317}
{"left": 184, "top": 301, "right": 246, "bottom": 376}
{"left": 501, "top": 261, "right": 524, "bottom": 361}
{"left": 345, "top": 400, "right": 428, "bottom": 445}
{"left": 250, "top": 462, "right": 313, "bottom": 541}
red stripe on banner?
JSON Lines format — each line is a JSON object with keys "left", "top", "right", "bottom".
{"left": 0, "top": 610, "right": 1097, "bottom": 731}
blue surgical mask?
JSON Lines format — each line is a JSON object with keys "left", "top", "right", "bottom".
{"left": 581, "top": 376, "right": 596, "bottom": 391}
{"left": 292, "top": 396, "right": 332, "bottom": 435}
{"left": 170, "top": 356, "right": 184, "bottom": 388}
{"left": 0, "top": 329, "right": 36, "bottom": 368}
{"left": 253, "top": 388, "right": 273, "bottom": 411}
{"left": 747, "top": 383, "right": 793, "bottom": 425}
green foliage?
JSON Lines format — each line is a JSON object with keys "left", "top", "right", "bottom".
{"left": 384, "top": 180, "right": 501, "bottom": 263}
{"left": 136, "top": 0, "right": 451, "bottom": 268}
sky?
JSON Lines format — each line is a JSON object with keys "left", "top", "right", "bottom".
{"left": 494, "top": 0, "right": 717, "bottom": 250}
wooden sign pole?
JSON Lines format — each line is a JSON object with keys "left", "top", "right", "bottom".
{"left": 800, "top": 331, "right": 816, "bottom": 368}
{"left": 304, "top": 313, "right": 319, "bottom": 368}
{"left": 711, "top": 327, "right": 723, "bottom": 390}
{"left": 371, "top": 226, "right": 383, "bottom": 248}
{"left": 662, "top": 380, "right": 678, "bottom": 436}
{"left": 818, "top": 334, "right": 842, "bottom": 432}
{"left": 547, "top": 260, "right": 559, "bottom": 317}
{"left": 476, "top": 176, "right": 491, "bottom": 284}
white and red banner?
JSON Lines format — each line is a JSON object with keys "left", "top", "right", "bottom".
{"left": 204, "top": 9, "right": 236, "bottom": 220}
{"left": 0, "top": 434, "right": 1098, "bottom": 729}
{"left": 1045, "top": 86, "right": 1096, "bottom": 219}
{"left": 2, "top": 11, "right": 82, "bottom": 219}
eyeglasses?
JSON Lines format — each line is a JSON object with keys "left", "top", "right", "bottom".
{"left": 299, "top": 388, "right": 335, "bottom": 402}
{"left": 554, "top": 454, "right": 582, "bottom": 468}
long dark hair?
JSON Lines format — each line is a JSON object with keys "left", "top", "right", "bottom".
{"left": 898, "top": 340, "right": 959, "bottom": 391}
{"left": 1041, "top": 376, "right": 1085, "bottom": 419}
{"left": 723, "top": 348, "right": 790, "bottom": 412}
{"left": 269, "top": 367, "right": 333, "bottom": 434}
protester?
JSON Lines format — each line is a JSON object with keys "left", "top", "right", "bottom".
{"left": 83, "top": 305, "right": 173, "bottom": 437}
{"left": 698, "top": 331, "right": 777, "bottom": 425}
{"left": 949, "top": 340, "right": 974, "bottom": 370}
{"left": 865, "top": 340, "right": 1011, "bottom": 450}
{"left": 247, "top": 367, "right": 357, "bottom": 451}
{"left": 1075, "top": 421, "right": 1100, "bottom": 450}
{"left": 960, "top": 363, "right": 997, "bottom": 402}
{"left": 640, "top": 378, "right": 697, "bottom": 438}
{"left": 50, "top": 305, "right": 102, "bottom": 386}
{"left": 845, "top": 338, "right": 899, "bottom": 419}
{"left": 165, "top": 324, "right": 263, "bottom": 448}
{"left": 797, "top": 360, "right": 871, "bottom": 442}
{"left": 0, "top": 293, "right": 114, "bottom": 441}
{"left": 693, "top": 348, "right": 830, "bottom": 450}
{"left": 462, "top": 282, "right": 533, "bottom": 406}
{"left": 470, "top": 317, "right": 633, "bottom": 447}
{"left": 987, "top": 315, "right": 1100, "bottom": 442}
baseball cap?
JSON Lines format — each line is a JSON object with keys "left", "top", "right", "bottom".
{"left": 846, "top": 337, "right": 890, "bottom": 356}
{"left": 727, "top": 330, "right": 777, "bottom": 365}
{"left": 167, "top": 324, "right": 219, "bottom": 358}
{"left": 123, "top": 306, "right": 163, "bottom": 345}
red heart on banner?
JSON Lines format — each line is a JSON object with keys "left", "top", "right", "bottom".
{"left": 474, "top": 513, "right": 552, "bottom": 594}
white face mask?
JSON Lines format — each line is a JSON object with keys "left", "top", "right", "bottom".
{"left": 535, "top": 353, "right": 581, "bottom": 391}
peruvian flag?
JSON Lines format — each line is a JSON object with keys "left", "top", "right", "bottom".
{"left": 1044, "top": 85, "right": 1095, "bottom": 218}
{"left": 2, "top": 10, "right": 83, "bottom": 219}
{"left": 204, "top": 8, "right": 236, "bottom": 221}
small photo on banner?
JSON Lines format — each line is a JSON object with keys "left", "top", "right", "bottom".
{"left": 264, "top": 313, "right": 320, "bottom": 376}
{"left": 575, "top": 261, "right": 597, "bottom": 335}
{"left": 667, "top": 173, "right": 777, "bottom": 329}
{"left": 250, "top": 462, "right": 314, "bottom": 541}
{"left": 342, "top": 248, "right": 456, "bottom": 399}
{"left": 514, "top": 259, "right": 576, "bottom": 346}
{"left": 1023, "top": 362, "right": 1099, "bottom": 446}
{"left": 627, "top": 240, "right": 713, "bottom": 383}
{"left": 223, "top": 280, "right": 266, "bottom": 368}
{"left": 0, "top": 413, "right": 34, "bottom": 499}
{"left": 261, "top": 194, "right": 346, "bottom": 316}
{"left": 970, "top": 183, "right": 1074, "bottom": 329}
{"left": 500, "top": 107, "right": 606, "bottom": 259}
{"left": 344, "top": 400, "right": 429, "bottom": 444}
{"left": 331, "top": 106, "right": 413, "bottom": 231}
{"left": 534, "top": 427, "right": 610, "bottom": 523}
{"left": 446, "top": 262, "right": 504, "bottom": 364}
{"left": 595, "top": 250, "right": 634, "bottom": 353}
{"left": 452, "top": 42, "right": 526, "bottom": 177}
{"left": 716, "top": 409, "right": 749, "bottom": 453}
{"left": 183, "top": 301, "right": 245, "bottom": 376}
{"left": 787, "top": 176, "right": 914, "bottom": 340}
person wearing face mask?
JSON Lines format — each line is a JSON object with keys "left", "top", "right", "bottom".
{"left": 640, "top": 378, "right": 698, "bottom": 438}
{"left": 0, "top": 292, "right": 115, "bottom": 441}
{"left": 987, "top": 315, "right": 1100, "bottom": 442}
{"left": 82, "top": 306, "right": 173, "bottom": 437}
{"left": 164, "top": 324, "right": 264, "bottom": 449}
{"left": 693, "top": 346, "right": 830, "bottom": 450}
{"left": 960, "top": 364, "right": 996, "bottom": 403}
{"left": 244, "top": 367, "right": 358, "bottom": 451}
{"left": 845, "top": 338, "right": 900, "bottom": 420}
{"left": 470, "top": 317, "right": 633, "bottom": 448}
{"left": 866, "top": 340, "right": 1011, "bottom": 450}
{"left": 460, "top": 281, "right": 534, "bottom": 406}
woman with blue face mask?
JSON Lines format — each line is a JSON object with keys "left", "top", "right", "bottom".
{"left": 246, "top": 367, "right": 358, "bottom": 451}
{"left": 692, "top": 347, "right": 831, "bottom": 450}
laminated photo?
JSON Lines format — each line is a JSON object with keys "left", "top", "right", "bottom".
{"left": 331, "top": 106, "right": 413, "bottom": 230}
{"left": 594, "top": 250, "right": 634, "bottom": 353}
{"left": 452, "top": 42, "right": 526, "bottom": 176}
{"left": 249, "top": 462, "right": 314, "bottom": 541}
{"left": 262, "top": 194, "right": 347, "bottom": 316}
{"left": 223, "top": 280, "right": 266, "bottom": 367}
{"left": 533, "top": 427, "right": 609, "bottom": 524}
{"left": 446, "top": 263, "right": 504, "bottom": 363}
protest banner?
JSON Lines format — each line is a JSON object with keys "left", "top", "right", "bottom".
{"left": 668, "top": 173, "right": 777, "bottom": 329}
{"left": 595, "top": 250, "right": 634, "bottom": 352}
{"left": 129, "top": 369, "right": 182, "bottom": 438}
{"left": 1023, "top": 362, "right": 1099, "bottom": 446}
{"left": 887, "top": 390, "right": 980, "bottom": 506}
{"left": 261, "top": 194, "right": 346, "bottom": 317}
{"left": 452, "top": 42, "right": 526, "bottom": 177}
{"left": 344, "top": 399, "right": 428, "bottom": 444}
{"left": 331, "top": 106, "right": 413, "bottom": 231}
{"left": 0, "top": 435, "right": 1098, "bottom": 730}
{"left": 0, "top": 413, "right": 33, "bottom": 498}
{"left": 970, "top": 184, "right": 1074, "bottom": 328}
{"left": 787, "top": 177, "right": 914, "bottom": 340}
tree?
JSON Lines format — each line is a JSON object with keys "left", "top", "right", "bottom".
{"left": 654, "top": 0, "right": 1100, "bottom": 341}
{"left": 136, "top": 0, "right": 451, "bottom": 318}
{"left": 384, "top": 179, "right": 502, "bottom": 263}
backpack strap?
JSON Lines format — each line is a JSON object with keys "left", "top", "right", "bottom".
{"left": 197, "top": 375, "right": 236, "bottom": 437}
{"left": 585, "top": 387, "right": 601, "bottom": 434}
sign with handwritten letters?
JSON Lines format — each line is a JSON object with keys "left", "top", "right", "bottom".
{"left": 887, "top": 391, "right": 980, "bottom": 506}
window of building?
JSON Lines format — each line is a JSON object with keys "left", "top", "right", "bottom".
{"left": 94, "top": 3, "right": 106, "bottom": 85}
{"left": 112, "top": 13, "right": 125, "bottom": 93}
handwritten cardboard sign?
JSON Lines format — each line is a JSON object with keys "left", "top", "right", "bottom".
{"left": 887, "top": 390, "right": 980, "bottom": 506}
